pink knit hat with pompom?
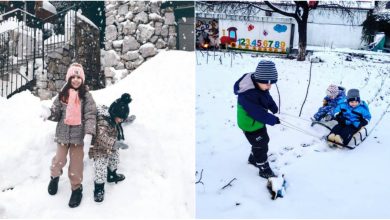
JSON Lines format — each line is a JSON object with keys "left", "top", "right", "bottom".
{"left": 66, "top": 63, "right": 85, "bottom": 83}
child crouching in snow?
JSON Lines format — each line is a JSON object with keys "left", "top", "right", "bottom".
{"left": 45, "top": 63, "right": 97, "bottom": 208}
{"left": 328, "top": 89, "right": 371, "bottom": 145}
{"left": 88, "top": 93, "right": 132, "bottom": 203}
{"left": 313, "top": 84, "right": 346, "bottom": 122}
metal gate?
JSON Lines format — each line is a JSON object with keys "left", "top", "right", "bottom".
{"left": 0, "top": 9, "right": 43, "bottom": 98}
{"left": 0, "top": 5, "right": 86, "bottom": 98}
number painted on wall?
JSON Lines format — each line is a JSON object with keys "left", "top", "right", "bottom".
{"left": 231, "top": 38, "right": 287, "bottom": 53}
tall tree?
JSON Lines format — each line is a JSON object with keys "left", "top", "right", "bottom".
{"left": 264, "top": 1, "right": 316, "bottom": 61}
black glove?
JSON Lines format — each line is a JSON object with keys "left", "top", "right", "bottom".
{"left": 275, "top": 116, "right": 280, "bottom": 124}
{"left": 352, "top": 110, "right": 368, "bottom": 127}
{"left": 359, "top": 119, "right": 368, "bottom": 127}
{"left": 335, "top": 112, "right": 346, "bottom": 125}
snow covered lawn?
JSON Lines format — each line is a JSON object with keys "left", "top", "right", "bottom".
{"left": 196, "top": 49, "right": 390, "bottom": 218}
{"left": 0, "top": 51, "right": 195, "bottom": 218}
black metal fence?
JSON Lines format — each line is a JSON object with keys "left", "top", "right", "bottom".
{"left": 41, "top": 5, "right": 78, "bottom": 56}
{"left": 0, "top": 6, "right": 80, "bottom": 98}
{"left": 0, "top": 9, "right": 43, "bottom": 98}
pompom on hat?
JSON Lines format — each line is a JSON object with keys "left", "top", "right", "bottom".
{"left": 66, "top": 63, "right": 85, "bottom": 83}
{"left": 109, "top": 93, "right": 132, "bottom": 120}
{"left": 120, "top": 93, "right": 132, "bottom": 104}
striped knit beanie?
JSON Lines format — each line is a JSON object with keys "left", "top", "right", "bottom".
{"left": 253, "top": 60, "right": 278, "bottom": 84}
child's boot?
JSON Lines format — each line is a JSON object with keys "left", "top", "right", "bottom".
{"left": 94, "top": 182, "right": 105, "bottom": 202}
{"left": 107, "top": 168, "right": 125, "bottom": 183}
{"left": 48, "top": 176, "right": 59, "bottom": 195}
{"left": 328, "top": 133, "right": 336, "bottom": 142}
{"left": 68, "top": 185, "right": 83, "bottom": 208}
{"left": 248, "top": 153, "right": 256, "bottom": 167}
{"left": 258, "top": 162, "right": 276, "bottom": 179}
{"left": 334, "top": 135, "right": 344, "bottom": 145}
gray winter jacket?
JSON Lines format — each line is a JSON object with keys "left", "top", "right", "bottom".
{"left": 48, "top": 91, "right": 97, "bottom": 145}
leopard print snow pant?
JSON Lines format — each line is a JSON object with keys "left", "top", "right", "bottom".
{"left": 93, "top": 150, "right": 120, "bottom": 184}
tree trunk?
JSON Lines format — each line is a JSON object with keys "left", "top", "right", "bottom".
{"left": 297, "top": 14, "right": 308, "bottom": 61}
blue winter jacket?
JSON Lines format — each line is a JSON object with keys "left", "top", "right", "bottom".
{"left": 234, "top": 73, "right": 279, "bottom": 131}
{"left": 333, "top": 100, "right": 371, "bottom": 128}
{"left": 324, "top": 87, "right": 347, "bottom": 108}
{"left": 313, "top": 87, "right": 347, "bottom": 121}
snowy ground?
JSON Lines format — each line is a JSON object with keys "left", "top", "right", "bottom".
{"left": 196, "top": 49, "right": 390, "bottom": 218}
{"left": 0, "top": 51, "right": 195, "bottom": 218}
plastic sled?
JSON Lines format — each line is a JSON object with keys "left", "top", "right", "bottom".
{"left": 326, "top": 127, "right": 368, "bottom": 149}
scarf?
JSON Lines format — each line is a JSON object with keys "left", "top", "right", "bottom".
{"left": 64, "top": 89, "right": 82, "bottom": 125}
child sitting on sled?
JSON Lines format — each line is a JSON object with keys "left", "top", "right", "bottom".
{"left": 328, "top": 89, "right": 371, "bottom": 145}
{"left": 313, "top": 84, "right": 346, "bottom": 122}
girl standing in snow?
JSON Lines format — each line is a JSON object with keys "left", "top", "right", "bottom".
{"left": 44, "top": 63, "right": 97, "bottom": 208}
{"left": 328, "top": 89, "right": 371, "bottom": 145}
{"left": 88, "top": 93, "right": 132, "bottom": 203}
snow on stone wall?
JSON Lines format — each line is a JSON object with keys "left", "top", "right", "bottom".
{"left": 103, "top": 1, "right": 177, "bottom": 85}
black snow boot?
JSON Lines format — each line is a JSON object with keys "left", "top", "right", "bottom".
{"left": 68, "top": 185, "right": 83, "bottom": 208}
{"left": 248, "top": 154, "right": 257, "bottom": 167}
{"left": 48, "top": 176, "right": 59, "bottom": 195}
{"left": 258, "top": 162, "right": 276, "bottom": 179}
{"left": 107, "top": 168, "right": 125, "bottom": 183}
{"left": 94, "top": 182, "right": 105, "bottom": 203}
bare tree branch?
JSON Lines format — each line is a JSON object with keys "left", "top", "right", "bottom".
{"left": 264, "top": 1, "right": 297, "bottom": 19}
{"left": 195, "top": 169, "right": 204, "bottom": 185}
{"left": 221, "top": 178, "right": 237, "bottom": 190}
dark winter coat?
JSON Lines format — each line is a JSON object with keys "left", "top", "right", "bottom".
{"left": 88, "top": 105, "right": 118, "bottom": 159}
{"left": 234, "top": 73, "right": 278, "bottom": 132}
{"left": 333, "top": 100, "right": 371, "bottom": 128}
{"left": 48, "top": 91, "right": 97, "bottom": 145}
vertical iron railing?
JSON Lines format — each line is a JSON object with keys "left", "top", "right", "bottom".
{"left": 0, "top": 9, "right": 43, "bottom": 98}
{"left": 0, "top": 5, "right": 100, "bottom": 98}
{"left": 41, "top": 5, "right": 78, "bottom": 55}
{"left": 0, "top": 5, "right": 79, "bottom": 98}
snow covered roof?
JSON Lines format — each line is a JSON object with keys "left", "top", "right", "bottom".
{"left": 76, "top": 10, "right": 98, "bottom": 30}
{"left": 318, "top": 1, "right": 375, "bottom": 10}
{"left": 42, "top": 1, "right": 57, "bottom": 14}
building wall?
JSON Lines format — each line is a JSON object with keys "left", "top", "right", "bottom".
{"left": 196, "top": 4, "right": 370, "bottom": 50}
{"left": 298, "top": 9, "right": 368, "bottom": 49}
{"left": 102, "top": 1, "right": 177, "bottom": 86}
{"left": 254, "top": 8, "right": 369, "bottom": 49}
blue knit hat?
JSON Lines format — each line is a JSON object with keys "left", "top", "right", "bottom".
{"left": 253, "top": 60, "right": 278, "bottom": 84}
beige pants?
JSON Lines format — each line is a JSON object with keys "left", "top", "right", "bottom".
{"left": 51, "top": 144, "right": 84, "bottom": 190}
